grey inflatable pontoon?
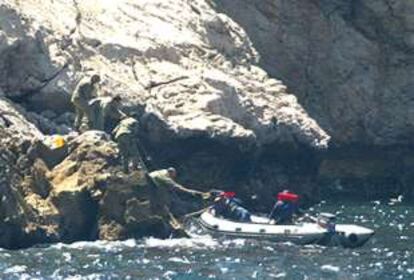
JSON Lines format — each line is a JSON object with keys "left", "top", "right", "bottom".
{"left": 198, "top": 210, "right": 374, "bottom": 248}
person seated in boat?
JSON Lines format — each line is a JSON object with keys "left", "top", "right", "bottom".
{"left": 269, "top": 190, "right": 301, "bottom": 224}
{"left": 211, "top": 192, "right": 251, "bottom": 222}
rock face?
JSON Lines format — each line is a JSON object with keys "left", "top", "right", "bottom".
{"left": 213, "top": 0, "right": 414, "bottom": 197}
{"left": 47, "top": 131, "right": 174, "bottom": 242}
{"left": 0, "top": 126, "right": 58, "bottom": 249}
{"left": 0, "top": 130, "right": 184, "bottom": 249}
{"left": 214, "top": 0, "right": 414, "bottom": 146}
{"left": 1, "top": 0, "right": 412, "bottom": 248}
{"left": 0, "top": 0, "right": 329, "bottom": 149}
{"left": 0, "top": 1, "right": 332, "bottom": 242}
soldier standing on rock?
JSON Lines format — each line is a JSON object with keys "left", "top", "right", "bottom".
{"left": 112, "top": 117, "right": 145, "bottom": 173}
{"left": 71, "top": 74, "right": 101, "bottom": 130}
{"left": 88, "top": 95, "right": 127, "bottom": 133}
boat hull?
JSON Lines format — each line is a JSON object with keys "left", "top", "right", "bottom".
{"left": 198, "top": 211, "right": 374, "bottom": 248}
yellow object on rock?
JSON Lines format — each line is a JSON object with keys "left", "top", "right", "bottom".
{"left": 52, "top": 135, "right": 66, "bottom": 149}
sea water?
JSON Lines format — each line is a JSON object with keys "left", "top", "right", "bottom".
{"left": 0, "top": 200, "right": 413, "bottom": 280}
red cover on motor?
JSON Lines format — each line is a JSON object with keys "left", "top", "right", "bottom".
{"left": 277, "top": 192, "right": 299, "bottom": 202}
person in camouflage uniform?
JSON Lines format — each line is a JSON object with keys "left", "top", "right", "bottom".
{"left": 112, "top": 117, "right": 144, "bottom": 173}
{"left": 88, "top": 95, "right": 126, "bottom": 132}
{"left": 148, "top": 167, "right": 211, "bottom": 237}
{"left": 149, "top": 168, "right": 210, "bottom": 201}
{"left": 148, "top": 168, "right": 211, "bottom": 215}
{"left": 71, "top": 74, "right": 100, "bottom": 130}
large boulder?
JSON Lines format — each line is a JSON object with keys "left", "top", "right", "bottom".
{"left": 0, "top": 129, "right": 191, "bottom": 249}
{"left": 0, "top": 128, "right": 60, "bottom": 249}
{"left": 0, "top": 5, "right": 72, "bottom": 113}
{"left": 47, "top": 131, "right": 178, "bottom": 242}
{"left": 0, "top": 97, "right": 43, "bottom": 138}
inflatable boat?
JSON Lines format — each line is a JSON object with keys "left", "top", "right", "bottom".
{"left": 198, "top": 211, "right": 374, "bottom": 248}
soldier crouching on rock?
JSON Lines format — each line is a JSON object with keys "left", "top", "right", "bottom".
{"left": 148, "top": 167, "right": 211, "bottom": 237}
{"left": 149, "top": 167, "right": 211, "bottom": 200}
{"left": 71, "top": 74, "right": 101, "bottom": 130}
{"left": 88, "top": 95, "right": 127, "bottom": 133}
{"left": 112, "top": 117, "right": 145, "bottom": 173}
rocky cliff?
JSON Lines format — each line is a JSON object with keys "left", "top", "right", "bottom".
{"left": 0, "top": 129, "right": 194, "bottom": 249}
{"left": 215, "top": 0, "right": 414, "bottom": 146}
{"left": 0, "top": 0, "right": 412, "bottom": 248}
{"left": 0, "top": 0, "right": 330, "bottom": 248}
{"left": 215, "top": 0, "right": 414, "bottom": 197}
{"left": 0, "top": 0, "right": 329, "bottom": 148}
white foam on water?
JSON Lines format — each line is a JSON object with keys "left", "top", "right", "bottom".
{"left": 219, "top": 267, "right": 229, "bottom": 274}
{"left": 50, "top": 268, "right": 61, "bottom": 279}
{"left": 63, "top": 275, "right": 83, "bottom": 280}
{"left": 17, "top": 273, "right": 34, "bottom": 280}
{"left": 321, "top": 264, "right": 340, "bottom": 273}
{"left": 50, "top": 239, "right": 138, "bottom": 251}
{"left": 63, "top": 252, "right": 72, "bottom": 262}
{"left": 269, "top": 272, "right": 287, "bottom": 278}
{"left": 222, "top": 238, "right": 246, "bottom": 247}
{"left": 61, "top": 274, "right": 105, "bottom": 280}
{"left": 279, "top": 241, "right": 296, "bottom": 247}
{"left": 143, "top": 236, "right": 219, "bottom": 249}
{"left": 168, "top": 256, "right": 191, "bottom": 264}
{"left": 136, "top": 258, "right": 150, "bottom": 265}
{"left": 163, "top": 270, "right": 178, "bottom": 279}
{"left": 386, "top": 252, "right": 394, "bottom": 257}
{"left": 4, "top": 265, "right": 27, "bottom": 274}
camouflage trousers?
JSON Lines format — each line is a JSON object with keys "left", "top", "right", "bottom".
{"left": 117, "top": 133, "right": 144, "bottom": 173}
{"left": 87, "top": 101, "right": 105, "bottom": 131}
{"left": 73, "top": 101, "right": 90, "bottom": 130}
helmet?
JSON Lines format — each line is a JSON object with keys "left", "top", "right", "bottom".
{"left": 91, "top": 74, "right": 101, "bottom": 83}
{"left": 219, "top": 191, "right": 236, "bottom": 198}
{"left": 277, "top": 191, "right": 299, "bottom": 202}
{"left": 167, "top": 167, "right": 177, "bottom": 177}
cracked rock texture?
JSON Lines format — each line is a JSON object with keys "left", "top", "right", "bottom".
{"left": 0, "top": 0, "right": 331, "bottom": 248}
{"left": 0, "top": 0, "right": 329, "bottom": 149}
{"left": 215, "top": 0, "right": 414, "bottom": 146}
{"left": 1, "top": 0, "right": 413, "bottom": 248}
{"left": 0, "top": 130, "right": 188, "bottom": 249}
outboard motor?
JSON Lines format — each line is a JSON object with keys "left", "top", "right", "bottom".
{"left": 317, "top": 213, "right": 336, "bottom": 233}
